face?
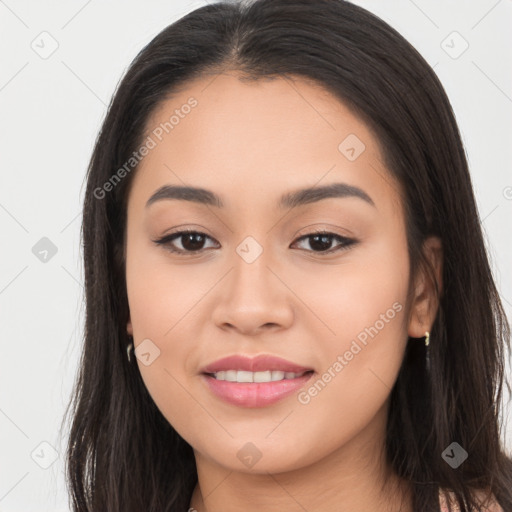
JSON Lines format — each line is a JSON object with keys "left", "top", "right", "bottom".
{"left": 124, "top": 72, "right": 430, "bottom": 474}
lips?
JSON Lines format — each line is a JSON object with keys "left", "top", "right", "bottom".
{"left": 200, "top": 354, "right": 315, "bottom": 407}
{"left": 200, "top": 354, "right": 313, "bottom": 374}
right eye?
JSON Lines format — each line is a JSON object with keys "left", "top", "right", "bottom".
{"left": 152, "top": 230, "right": 220, "bottom": 254}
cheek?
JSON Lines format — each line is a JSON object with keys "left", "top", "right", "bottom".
{"left": 125, "top": 241, "right": 185, "bottom": 380}
{"left": 125, "top": 242, "right": 220, "bottom": 438}
{"left": 125, "top": 234, "right": 206, "bottom": 338}
{"left": 290, "top": 228, "right": 410, "bottom": 346}
{"left": 286, "top": 233, "right": 410, "bottom": 430}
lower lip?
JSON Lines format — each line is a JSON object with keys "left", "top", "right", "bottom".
{"left": 201, "top": 372, "right": 314, "bottom": 408}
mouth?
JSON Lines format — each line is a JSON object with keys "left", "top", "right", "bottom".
{"left": 200, "top": 354, "right": 315, "bottom": 407}
{"left": 202, "top": 370, "right": 314, "bottom": 408}
{"left": 200, "top": 353, "right": 314, "bottom": 375}
{"left": 204, "top": 369, "right": 314, "bottom": 383}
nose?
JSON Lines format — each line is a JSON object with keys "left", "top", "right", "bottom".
{"left": 211, "top": 247, "right": 294, "bottom": 336}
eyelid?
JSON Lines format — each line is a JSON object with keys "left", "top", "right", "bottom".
{"left": 292, "top": 223, "right": 355, "bottom": 239}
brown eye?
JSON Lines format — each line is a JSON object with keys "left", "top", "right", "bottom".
{"left": 291, "top": 232, "right": 357, "bottom": 253}
{"left": 153, "top": 230, "right": 219, "bottom": 254}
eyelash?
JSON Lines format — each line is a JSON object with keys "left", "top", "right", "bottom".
{"left": 152, "top": 229, "right": 358, "bottom": 256}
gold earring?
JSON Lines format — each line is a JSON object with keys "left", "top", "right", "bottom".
{"left": 424, "top": 331, "right": 430, "bottom": 347}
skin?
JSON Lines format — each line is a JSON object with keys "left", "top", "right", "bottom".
{"left": 125, "top": 71, "right": 443, "bottom": 512}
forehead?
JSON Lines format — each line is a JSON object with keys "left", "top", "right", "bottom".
{"left": 129, "top": 72, "right": 400, "bottom": 213}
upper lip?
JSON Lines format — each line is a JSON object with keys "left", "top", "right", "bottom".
{"left": 201, "top": 355, "right": 314, "bottom": 374}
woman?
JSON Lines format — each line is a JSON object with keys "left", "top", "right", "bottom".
{"left": 63, "top": 0, "right": 512, "bottom": 510}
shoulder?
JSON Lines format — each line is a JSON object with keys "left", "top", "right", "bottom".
{"left": 439, "top": 488, "right": 503, "bottom": 512}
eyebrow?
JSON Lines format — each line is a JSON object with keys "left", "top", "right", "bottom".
{"left": 145, "top": 182, "right": 375, "bottom": 210}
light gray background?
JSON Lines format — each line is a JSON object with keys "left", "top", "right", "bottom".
{"left": 1, "top": 1, "right": 511, "bottom": 510}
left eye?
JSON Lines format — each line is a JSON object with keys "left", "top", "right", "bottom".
{"left": 292, "top": 231, "right": 357, "bottom": 253}
{"left": 152, "top": 230, "right": 357, "bottom": 255}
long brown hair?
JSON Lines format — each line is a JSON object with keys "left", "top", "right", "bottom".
{"left": 62, "top": 1, "right": 512, "bottom": 510}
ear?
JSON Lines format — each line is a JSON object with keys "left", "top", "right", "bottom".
{"left": 407, "top": 236, "right": 443, "bottom": 338}
{"left": 127, "top": 315, "right": 133, "bottom": 336}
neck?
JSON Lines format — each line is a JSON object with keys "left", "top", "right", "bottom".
{"left": 188, "top": 406, "right": 413, "bottom": 512}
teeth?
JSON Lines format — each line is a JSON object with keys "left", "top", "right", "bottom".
{"left": 237, "top": 370, "right": 253, "bottom": 383}
{"left": 270, "top": 371, "right": 284, "bottom": 381}
{"left": 212, "top": 370, "right": 307, "bottom": 382}
{"left": 254, "top": 370, "right": 272, "bottom": 382}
